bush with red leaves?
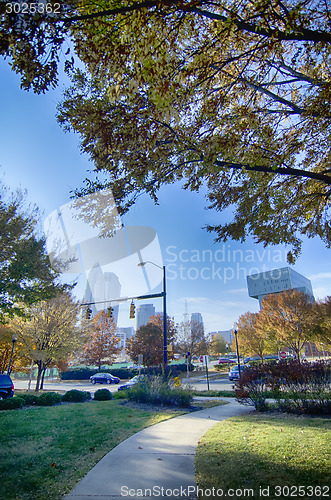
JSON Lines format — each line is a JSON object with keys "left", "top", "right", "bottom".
{"left": 234, "top": 360, "right": 330, "bottom": 414}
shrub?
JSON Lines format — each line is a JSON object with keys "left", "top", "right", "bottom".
{"left": 235, "top": 359, "right": 331, "bottom": 414}
{"left": 128, "top": 375, "right": 193, "bottom": 407}
{"left": 93, "top": 389, "right": 113, "bottom": 401}
{"left": 214, "top": 364, "right": 228, "bottom": 372}
{"left": 0, "top": 397, "right": 23, "bottom": 411}
{"left": 234, "top": 365, "right": 270, "bottom": 411}
{"left": 16, "top": 393, "right": 37, "bottom": 406}
{"left": 113, "top": 390, "right": 128, "bottom": 399}
{"left": 61, "top": 367, "right": 137, "bottom": 380}
{"left": 193, "top": 390, "right": 235, "bottom": 398}
{"left": 62, "top": 390, "right": 91, "bottom": 403}
{"left": 60, "top": 362, "right": 192, "bottom": 381}
{"left": 35, "top": 392, "right": 62, "bottom": 406}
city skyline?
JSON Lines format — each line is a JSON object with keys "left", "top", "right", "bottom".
{"left": 1, "top": 60, "right": 331, "bottom": 334}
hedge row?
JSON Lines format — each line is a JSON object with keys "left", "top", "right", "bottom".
{"left": 60, "top": 363, "right": 191, "bottom": 381}
{"left": 60, "top": 367, "right": 138, "bottom": 380}
{"left": 0, "top": 389, "right": 113, "bottom": 410}
{"left": 235, "top": 359, "right": 331, "bottom": 414}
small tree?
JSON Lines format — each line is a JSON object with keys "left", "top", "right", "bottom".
{"left": 312, "top": 296, "right": 331, "bottom": 352}
{"left": 11, "top": 293, "right": 85, "bottom": 390}
{"left": 0, "top": 324, "right": 29, "bottom": 375}
{"left": 175, "top": 320, "right": 210, "bottom": 357}
{"left": 126, "top": 314, "right": 176, "bottom": 367}
{"left": 258, "top": 290, "right": 315, "bottom": 361}
{"left": 148, "top": 313, "right": 177, "bottom": 353}
{"left": 209, "top": 333, "right": 227, "bottom": 357}
{"left": 237, "top": 312, "right": 274, "bottom": 363}
{"left": 82, "top": 310, "right": 120, "bottom": 370}
{"left": 126, "top": 323, "right": 165, "bottom": 367}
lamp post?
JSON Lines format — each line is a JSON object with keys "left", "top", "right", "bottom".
{"left": 138, "top": 261, "right": 167, "bottom": 367}
{"left": 321, "top": 342, "right": 325, "bottom": 358}
{"left": 233, "top": 323, "right": 241, "bottom": 377}
{"left": 226, "top": 342, "right": 229, "bottom": 371}
{"left": 7, "top": 334, "right": 18, "bottom": 375}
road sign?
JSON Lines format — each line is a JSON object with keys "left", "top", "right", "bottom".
{"left": 279, "top": 351, "right": 287, "bottom": 359}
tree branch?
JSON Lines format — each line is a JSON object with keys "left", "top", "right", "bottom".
{"left": 213, "top": 159, "right": 331, "bottom": 185}
{"left": 188, "top": 7, "right": 331, "bottom": 43}
{"left": 62, "top": 1, "right": 331, "bottom": 45}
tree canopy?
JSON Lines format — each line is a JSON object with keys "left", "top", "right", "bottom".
{"left": 0, "top": 185, "right": 65, "bottom": 322}
{"left": 126, "top": 313, "right": 176, "bottom": 365}
{"left": 1, "top": 1, "right": 331, "bottom": 259}
{"left": 175, "top": 319, "right": 209, "bottom": 356}
{"left": 237, "top": 311, "right": 276, "bottom": 362}
{"left": 10, "top": 292, "right": 85, "bottom": 390}
{"left": 82, "top": 310, "right": 120, "bottom": 369}
{"left": 254, "top": 289, "right": 316, "bottom": 360}
{"left": 237, "top": 292, "right": 331, "bottom": 360}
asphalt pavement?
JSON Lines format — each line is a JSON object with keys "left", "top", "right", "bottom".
{"left": 64, "top": 398, "right": 253, "bottom": 500}
{"left": 12, "top": 372, "right": 235, "bottom": 393}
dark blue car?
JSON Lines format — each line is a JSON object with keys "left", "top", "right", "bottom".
{"left": 0, "top": 374, "right": 14, "bottom": 399}
{"left": 90, "top": 373, "right": 120, "bottom": 385}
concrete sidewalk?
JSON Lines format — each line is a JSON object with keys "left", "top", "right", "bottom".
{"left": 64, "top": 399, "right": 253, "bottom": 500}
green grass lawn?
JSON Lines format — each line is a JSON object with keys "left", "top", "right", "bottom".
{"left": 0, "top": 399, "right": 186, "bottom": 500}
{"left": 193, "top": 390, "right": 235, "bottom": 398}
{"left": 195, "top": 413, "right": 331, "bottom": 499}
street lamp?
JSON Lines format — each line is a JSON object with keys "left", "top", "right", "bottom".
{"left": 137, "top": 261, "right": 167, "bottom": 367}
{"left": 225, "top": 342, "right": 229, "bottom": 371}
{"left": 233, "top": 323, "right": 241, "bottom": 377}
{"left": 7, "top": 333, "right": 18, "bottom": 375}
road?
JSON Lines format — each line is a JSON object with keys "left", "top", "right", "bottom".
{"left": 12, "top": 373, "right": 235, "bottom": 393}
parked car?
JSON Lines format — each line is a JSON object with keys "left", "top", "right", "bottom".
{"left": 118, "top": 375, "right": 146, "bottom": 391}
{"left": 218, "top": 357, "right": 236, "bottom": 365}
{"left": 229, "top": 364, "right": 250, "bottom": 381}
{"left": 90, "top": 373, "right": 120, "bottom": 385}
{"left": 0, "top": 374, "right": 14, "bottom": 399}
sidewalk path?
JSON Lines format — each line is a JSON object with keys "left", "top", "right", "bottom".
{"left": 64, "top": 399, "right": 253, "bottom": 500}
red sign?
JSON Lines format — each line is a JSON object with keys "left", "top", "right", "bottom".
{"left": 279, "top": 351, "right": 287, "bottom": 359}
{"left": 199, "top": 356, "right": 204, "bottom": 362}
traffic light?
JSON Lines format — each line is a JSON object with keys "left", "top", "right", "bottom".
{"left": 107, "top": 306, "right": 113, "bottom": 319}
{"left": 129, "top": 301, "right": 135, "bottom": 319}
{"left": 85, "top": 307, "right": 92, "bottom": 320}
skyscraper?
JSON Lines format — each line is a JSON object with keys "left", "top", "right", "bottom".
{"left": 191, "top": 312, "right": 203, "bottom": 325}
{"left": 136, "top": 304, "right": 155, "bottom": 329}
{"left": 83, "top": 263, "right": 121, "bottom": 322}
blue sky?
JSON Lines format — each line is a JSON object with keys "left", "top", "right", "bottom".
{"left": 1, "top": 59, "right": 331, "bottom": 334}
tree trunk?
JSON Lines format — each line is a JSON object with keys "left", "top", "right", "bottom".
{"left": 40, "top": 367, "right": 47, "bottom": 390}
{"left": 35, "top": 363, "right": 43, "bottom": 391}
{"left": 27, "top": 360, "right": 34, "bottom": 391}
